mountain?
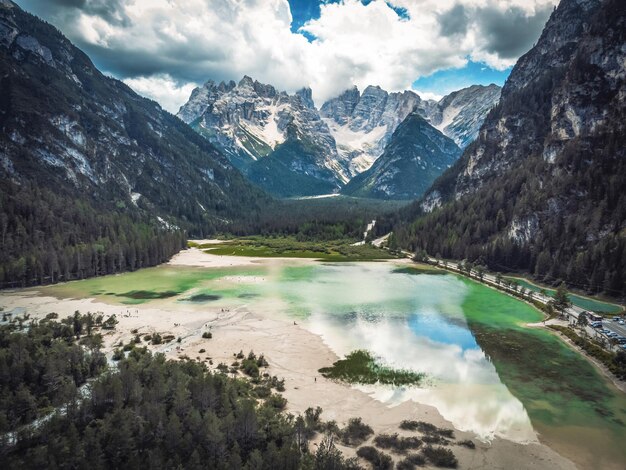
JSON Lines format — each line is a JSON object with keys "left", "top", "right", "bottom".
{"left": 320, "top": 84, "right": 499, "bottom": 177}
{"left": 320, "top": 86, "right": 430, "bottom": 176}
{"left": 0, "top": 0, "right": 267, "bottom": 287}
{"left": 177, "top": 77, "right": 345, "bottom": 197}
{"left": 398, "top": 0, "right": 626, "bottom": 296}
{"left": 427, "top": 84, "right": 502, "bottom": 148}
{"left": 342, "top": 113, "right": 461, "bottom": 200}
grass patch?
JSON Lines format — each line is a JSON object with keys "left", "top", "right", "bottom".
{"left": 198, "top": 236, "right": 396, "bottom": 261}
{"left": 319, "top": 350, "right": 425, "bottom": 386}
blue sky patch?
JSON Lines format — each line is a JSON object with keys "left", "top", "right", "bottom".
{"left": 412, "top": 60, "right": 512, "bottom": 97}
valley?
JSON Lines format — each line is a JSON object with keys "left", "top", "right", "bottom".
{"left": 1, "top": 0, "right": 624, "bottom": 469}
{"left": 2, "top": 248, "right": 625, "bottom": 469}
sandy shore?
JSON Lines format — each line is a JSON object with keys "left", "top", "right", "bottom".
{"left": 0, "top": 249, "right": 578, "bottom": 470}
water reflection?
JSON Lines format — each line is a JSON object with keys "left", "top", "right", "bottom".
{"left": 267, "top": 263, "right": 536, "bottom": 442}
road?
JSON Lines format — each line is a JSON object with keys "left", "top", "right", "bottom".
{"left": 399, "top": 250, "right": 625, "bottom": 352}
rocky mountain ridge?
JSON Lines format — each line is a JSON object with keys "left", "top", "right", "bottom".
{"left": 179, "top": 77, "right": 500, "bottom": 198}
{"left": 401, "top": 0, "right": 625, "bottom": 296}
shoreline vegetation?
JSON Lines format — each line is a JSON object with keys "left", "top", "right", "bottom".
{"left": 191, "top": 236, "right": 399, "bottom": 261}
{"left": 504, "top": 275, "right": 623, "bottom": 314}
{"left": 413, "top": 254, "right": 626, "bottom": 387}
{"left": 319, "top": 350, "right": 425, "bottom": 386}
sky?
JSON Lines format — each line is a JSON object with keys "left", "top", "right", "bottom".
{"left": 15, "top": 0, "right": 557, "bottom": 112}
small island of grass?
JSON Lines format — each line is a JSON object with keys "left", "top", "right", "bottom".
{"left": 319, "top": 350, "right": 425, "bottom": 386}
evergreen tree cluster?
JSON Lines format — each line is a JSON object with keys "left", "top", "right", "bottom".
{"left": 0, "top": 180, "right": 186, "bottom": 288}
{"left": 0, "top": 312, "right": 107, "bottom": 434}
{"left": 0, "top": 331, "right": 360, "bottom": 469}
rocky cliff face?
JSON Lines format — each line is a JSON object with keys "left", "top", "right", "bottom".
{"left": 0, "top": 0, "right": 266, "bottom": 233}
{"left": 405, "top": 0, "right": 625, "bottom": 296}
{"left": 424, "top": 0, "right": 616, "bottom": 205}
{"left": 428, "top": 84, "right": 501, "bottom": 149}
{"left": 320, "top": 86, "right": 431, "bottom": 176}
{"left": 178, "top": 77, "right": 346, "bottom": 197}
{"left": 320, "top": 84, "right": 499, "bottom": 178}
{"left": 342, "top": 113, "right": 461, "bottom": 200}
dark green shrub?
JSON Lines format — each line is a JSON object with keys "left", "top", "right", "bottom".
{"left": 422, "top": 445, "right": 458, "bottom": 468}
{"left": 340, "top": 417, "right": 374, "bottom": 446}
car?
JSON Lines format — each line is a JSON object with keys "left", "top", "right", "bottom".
{"left": 612, "top": 317, "right": 621, "bottom": 322}
{"left": 602, "top": 329, "right": 611, "bottom": 334}
{"left": 619, "top": 320, "right": 625, "bottom": 325}
{"left": 591, "top": 322, "right": 603, "bottom": 328}
{"left": 607, "top": 332, "right": 618, "bottom": 338}
{"left": 617, "top": 338, "right": 626, "bottom": 344}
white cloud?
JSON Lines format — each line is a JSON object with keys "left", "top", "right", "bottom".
{"left": 122, "top": 75, "right": 196, "bottom": 113}
{"left": 17, "top": 0, "right": 557, "bottom": 109}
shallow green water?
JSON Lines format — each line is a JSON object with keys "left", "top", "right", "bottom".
{"left": 44, "top": 261, "right": 626, "bottom": 468}
{"left": 506, "top": 277, "right": 622, "bottom": 313}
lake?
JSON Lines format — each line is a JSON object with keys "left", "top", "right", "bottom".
{"left": 45, "top": 260, "right": 626, "bottom": 469}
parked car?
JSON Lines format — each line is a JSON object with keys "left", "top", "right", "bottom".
{"left": 591, "top": 322, "right": 603, "bottom": 328}
{"left": 612, "top": 317, "right": 621, "bottom": 322}
{"left": 619, "top": 320, "right": 625, "bottom": 326}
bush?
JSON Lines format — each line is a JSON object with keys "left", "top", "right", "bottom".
{"left": 266, "top": 393, "right": 287, "bottom": 410}
{"left": 151, "top": 333, "right": 162, "bottom": 345}
{"left": 341, "top": 417, "right": 374, "bottom": 446}
{"left": 144, "top": 334, "right": 152, "bottom": 342}
{"left": 202, "top": 331, "right": 213, "bottom": 339}
{"left": 374, "top": 433, "right": 422, "bottom": 453}
{"left": 257, "top": 354, "right": 269, "bottom": 367}
{"left": 199, "top": 349, "right": 205, "bottom": 353}
{"left": 458, "top": 439, "right": 475, "bottom": 449}
{"left": 241, "top": 358, "right": 260, "bottom": 377}
{"left": 422, "top": 446, "right": 458, "bottom": 468}
{"left": 112, "top": 348, "right": 124, "bottom": 361}
{"left": 398, "top": 452, "right": 428, "bottom": 470}
{"left": 356, "top": 446, "right": 393, "bottom": 470}
{"left": 399, "top": 420, "right": 454, "bottom": 439}
{"left": 254, "top": 385, "right": 272, "bottom": 398}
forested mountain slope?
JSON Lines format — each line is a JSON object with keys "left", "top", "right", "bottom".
{"left": 342, "top": 113, "right": 461, "bottom": 200}
{"left": 394, "top": 0, "right": 626, "bottom": 297}
{"left": 0, "top": 1, "right": 268, "bottom": 287}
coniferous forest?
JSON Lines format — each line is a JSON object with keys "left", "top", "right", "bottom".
{"left": 0, "top": 315, "right": 361, "bottom": 470}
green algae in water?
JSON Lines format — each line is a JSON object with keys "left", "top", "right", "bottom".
{"left": 393, "top": 265, "right": 446, "bottom": 275}
{"left": 180, "top": 293, "right": 222, "bottom": 303}
{"left": 319, "top": 350, "right": 425, "bottom": 386}
{"left": 47, "top": 265, "right": 268, "bottom": 304}
{"left": 460, "top": 278, "right": 626, "bottom": 468}
{"left": 118, "top": 290, "right": 179, "bottom": 300}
